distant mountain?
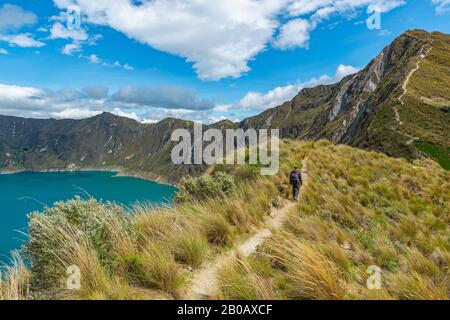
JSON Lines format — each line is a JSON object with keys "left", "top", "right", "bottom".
{"left": 239, "top": 30, "right": 450, "bottom": 168}
{"left": 0, "top": 30, "right": 448, "bottom": 181}
{"left": 0, "top": 112, "right": 206, "bottom": 183}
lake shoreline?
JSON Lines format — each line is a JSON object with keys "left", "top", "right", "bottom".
{"left": 0, "top": 167, "right": 178, "bottom": 188}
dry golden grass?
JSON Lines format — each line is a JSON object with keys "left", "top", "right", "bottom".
{"left": 218, "top": 255, "right": 279, "bottom": 300}
{"left": 2, "top": 139, "right": 448, "bottom": 300}
{"left": 218, "top": 140, "right": 449, "bottom": 300}
{"left": 0, "top": 252, "right": 30, "bottom": 300}
{"left": 264, "top": 233, "right": 346, "bottom": 300}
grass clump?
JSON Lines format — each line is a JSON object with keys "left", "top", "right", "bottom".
{"left": 175, "top": 171, "right": 237, "bottom": 203}
{"left": 132, "top": 245, "right": 186, "bottom": 297}
{"left": 265, "top": 234, "right": 345, "bottom": 300}
{"left": 172, "top": 230, "right": 209, "bottom": 268}
{"left": 0, "top": 252, "right": 30, "bottom": 300}
{"left": 218, "top": 256, "right": 279, "bottom": 300}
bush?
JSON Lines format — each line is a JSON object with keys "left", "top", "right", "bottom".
{"left": 175, "top": 172, "right": 237, "bottom": 203}
{"left": 24, "top": 198, "right": 134, "bottom": 292}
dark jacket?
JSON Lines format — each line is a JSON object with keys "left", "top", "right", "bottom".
{"left": 290, "top": 170, "right": 302, "bottom": 188}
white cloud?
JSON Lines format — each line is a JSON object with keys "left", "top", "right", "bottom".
{"left": 109, "top": 60, "right": 134, "bottom": 70}
{"left": 287, "top": 0, "right": 405, "bottom": 17}
{"left": 432, "top": 0, "right": 450, "bottom": 13}
{"left": 335, "top": 64, "right": 360, "bottom": 79}
{"left": 53, "top": 0, "right": 287, "bottom": 81}
{"left": 50, "top": 108, "right": 101, "bottom": 119}
{"left": 238, "top": 84, "right": 302, "bottom": 110}
{"left": 0, "top": 83, "right": 104, "bottom": 118}
{"left": 62, "top": 42, "right": 81, "bottom": 55}
{"left": 235, "top": 64, "right": 360, "bottom": 110}
{"left": 52, "top": 0, "right": 404, "bottom": 80}
{"left": 111, "top": 108, "right": 141, "bottom": 122}
{"left": 0, "top": 82, "right": 215, "bottom": 121}
{"left": 0, "top": 33, "right": 45, "bottom": 48}
{"left": 88, "top": 54, "right": 100, "bottom": 63}
{"left": 0, "top": 83, "right": 47, "bottom": 111}
{"left": 0, "top": 48, "right": 8, "bottom": 55}
{"left": 273, "top": 19, "right": 311, "bottom": 49}
{"left": 0, "top": 4, "right": 37, "bottom": 31}
{"left": 49, "top": 22, "right": 89, "bottom": 41}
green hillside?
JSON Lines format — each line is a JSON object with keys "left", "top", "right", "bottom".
{"left": 1, "top": 140, "right": 448, "bottom": 300}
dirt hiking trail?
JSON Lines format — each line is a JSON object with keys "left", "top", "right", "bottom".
{"left": 184, "top": 160, "right": 309, "bottom": 300}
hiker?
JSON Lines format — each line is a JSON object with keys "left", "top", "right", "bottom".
{"left": 290, "top": 166, "right": 302, "bottom": 201}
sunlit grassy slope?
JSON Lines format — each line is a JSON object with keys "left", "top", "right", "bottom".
{"left": 220, "top": 140, "right": 449, "bottom": 300}
{"left": 1, "top": 140, "right": 449, "bottom": 300}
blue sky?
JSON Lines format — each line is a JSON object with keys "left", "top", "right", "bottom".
{"left": 0, "top": 0, "right": 448, "bottom": 123}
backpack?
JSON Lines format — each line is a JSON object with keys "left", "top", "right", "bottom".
{"left": 290, "top": 171, "right": 300, "bottom": 185}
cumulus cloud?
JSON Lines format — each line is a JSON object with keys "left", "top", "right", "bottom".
{"left": 0, "top": 82, "right": 215, "bottom": 121}
{"left": 0, "top": 4, "right": 37, "bottom": 31}
{"left": 0, "top": 62, "right": 361, "bottom": 122}
{"left": 335, "top": 64, "right": 360, "bottom": 79}
{"left": 52, "top": 0, "right": 404, "bottom": 80}
{"left": 235, "top": 64, "right": 360, "bottom": 111}
{"left": 0, "top": 33, "right": 45, "bottom": 48}
{"left": 0, "top": 48, "right": 8, "bottom": 55}
{"left": 112, "top": 85, "right": 215, "bottom": 110}
{"left": 49, "top": 21, "right": 89, "bottom": 41}
{"left": 0, "top": 84, "right": 46, "bottom": 110}
{"left": 273, "top": 19, "right": 311, "bottom": 49}
{"left": 53, "top": 0, "right": 285, "bottom": 80}
{"left": 0, "top": 83, "right": 106, "bottom": 119}
{"left": 50, "top": 108, "right": 101, "bottom": 119}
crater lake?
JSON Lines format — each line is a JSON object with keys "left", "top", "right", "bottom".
{"left": 0, "top": 171, "right": 177, "bottom": 263}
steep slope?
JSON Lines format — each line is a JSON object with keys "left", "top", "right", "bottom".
{"left": 240, "top": 30, "right": 450, "bottom": 167}
{"left": 218, "top": 140, "right": 449, "bottom": 300}
{"left": 2, "top": 140, "right": 448, "bottom": 300}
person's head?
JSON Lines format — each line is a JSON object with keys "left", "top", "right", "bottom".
{"left": 294, "top": 166, "right": 298, "bottom": 171}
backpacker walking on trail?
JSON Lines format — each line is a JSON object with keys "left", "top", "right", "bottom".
{"left": 290, "top": 166, "right": 302, "bottom": 201}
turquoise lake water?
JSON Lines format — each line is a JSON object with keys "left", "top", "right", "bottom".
{"left": 0, "top": 171, "right": 177, "bottom": 263}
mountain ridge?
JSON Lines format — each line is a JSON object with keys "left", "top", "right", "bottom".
{"left": 1, "top": 30, "right": 449, "bottom": 180}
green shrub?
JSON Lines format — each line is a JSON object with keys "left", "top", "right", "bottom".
{"left": 24, "top": 198, "right": 134, "bottom": 291}
{"left": 174, "top": 172, "right": 237, "bottom": 203}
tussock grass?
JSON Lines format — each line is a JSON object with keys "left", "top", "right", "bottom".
{"left": 387, "top": 272, "right": 448, "bottom": 300}
{"left": 264, "top": 234, "right": 345, "bottom": 300}
{"left": 218, "top": 255, "right": 279, "bottom": 300}
{"left": 2, "top": 139, "right": 448, "bottom": 300}
{"left": 217, "top": 140, "right": 449, "bottom": 300}
{"left": 172, "top": 230, "right": 209, "bottom": 268}
{"left": 133, "top": 245, "right": 186, "bottom": 297}
{"left": 0, "top": 252, "right": 30, "bottom": 300}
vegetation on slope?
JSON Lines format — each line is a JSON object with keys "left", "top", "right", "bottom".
{"left": 1, "top": 140, "right": 448, "bottom": 300}
{"left": 219, "top": 140, "right": 449, "bottom": 300}
{"left": 1, "top": 165, "right": 277, "bottom": 299}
